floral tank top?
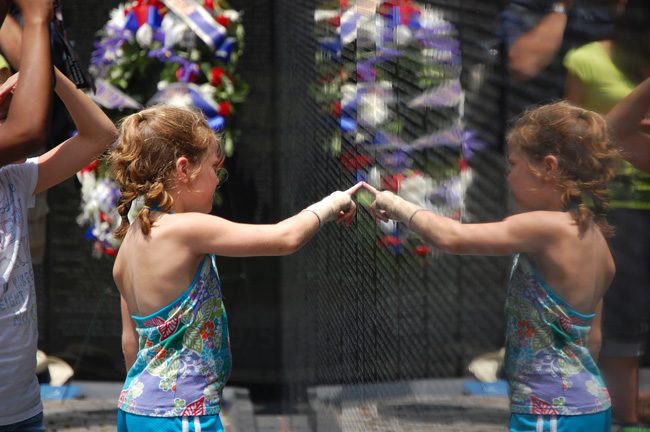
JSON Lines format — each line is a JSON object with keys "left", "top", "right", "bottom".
{"left": 118, "top": 255, "right": 231, "bottom": 417}
{"left": 504, "top": 254, "right": 610, "bottom": 415}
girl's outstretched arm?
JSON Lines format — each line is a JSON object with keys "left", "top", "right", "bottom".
{"left": 34, "top": 68, "right": 117, "bottom": 194}
{"left": 606, "top": 77, "right": 650, "bottom": 172}
{"left": 176, "top": 183, "right": 363, "bottom": 257}
{"left": 362, "top": 182, "right": 558, "bottom": 256}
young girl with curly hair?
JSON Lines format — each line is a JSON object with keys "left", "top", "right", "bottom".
{"left": 363, "top": 101, "right": 620, "bottom": 431}
{"left": 109, "top": 105, "right": 360, "bottom": 432}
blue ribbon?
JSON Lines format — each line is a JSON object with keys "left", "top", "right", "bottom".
{"left": 216, "top": 38, "right": 236, "bottom": 62}
{"left": 188, "top": 10, "right": 226, "bottom": 49}
{"left": 124, "top": 11, "right": 140, "bottom": 33}
{"left": 318, "top": 38, "right": 341, "bottom": 58}
{"left": 340, "top": 116, "right": 356, "bottom": 133}
{"left": 188, "top": 87, "right": 225, "bottom": 131}
{"left": 147, "top": 6, "right": 163, "bottom": 29}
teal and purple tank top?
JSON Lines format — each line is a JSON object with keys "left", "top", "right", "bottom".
{"left": 118, "top": 255, "right": 231, "bottom": 417}
{"left": 504, "top": 254, "right": 610, "bottom": 415}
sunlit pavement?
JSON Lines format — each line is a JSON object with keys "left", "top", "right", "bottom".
{"left": 42, "top": 370, "right": 650, "bottom": 431}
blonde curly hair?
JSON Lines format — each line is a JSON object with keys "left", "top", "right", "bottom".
{"left": 507, "top": 101, "right": 620, "bottom": 236}
{"left": 109, "top": 105, "right": 223, "bottom": 239}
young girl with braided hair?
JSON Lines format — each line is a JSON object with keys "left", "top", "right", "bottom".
{"left": 363, "top": 101, "right": 619, "bottom": 431}
{"left": 110, "top": 105, "right": 360, "bottom": 432}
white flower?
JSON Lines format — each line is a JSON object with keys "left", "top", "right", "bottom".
{"left": 399, "top": 175, "right": 434, "bottom": 208}
{"left": 108, "top": 5, "right": 127, "bottom": 29}
{"left": 135, "top": 24, "right": 154, "bottom": 48}
{"left": 379, "top": 219, "right": 397, "bottom": 234}
{"left": 418, "top": 8, "right": 448, "bottom": 33}
{"left": 341, "top": 84, "right": 357, "bottom": 107}
{"left": 161, "top": 13, "right": 191, "bottom": 48}
{"left": 357, "top": 82, "right": 395, "bottom": 126}
{"left": 222, "top": 10, "right": 240, "bottom": 22}
{"left": 314, "top": 9, "right": 339, "bottom": 22}
{"left": 167, "top": 92, "right": 193, "bottom": 108}
{"left": 367, "top": 166, "right": 382, "bottom": 189}
{"left": 395, "top": 25, "right": 412, "bottom": 45}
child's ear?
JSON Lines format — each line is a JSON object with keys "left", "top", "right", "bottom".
{"left": 542, "top": 155, "right": 559, "bottom": 180}
{"left": 175, "top": 156, "right": 190, "bottom": 183}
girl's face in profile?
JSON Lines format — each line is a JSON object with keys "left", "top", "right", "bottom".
{"left": 187, "top": 146, "right": 224, "bottom": 214}
{"left": 506, "top": 144, "right": 547, "bottom": 212}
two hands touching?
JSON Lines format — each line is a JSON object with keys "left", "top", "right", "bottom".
{"left": 307, "top": 181, "right": 421, "bottom": 228}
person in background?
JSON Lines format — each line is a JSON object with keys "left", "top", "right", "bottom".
{"left": 500, "top": 0, "right": 620, "bottom": 118}
{"left": 1, "top": 61, "right": 116, "bottom": 432}
{"left": 606, "top": 76, "right": 650, "bottom": 173}
{"left": 564, "top": 1, "right": 650, "bottom": 428}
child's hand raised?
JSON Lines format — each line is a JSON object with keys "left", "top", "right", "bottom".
{"left": 305, "top": 182, "right": 364, "bottom": 227}
{"left": 361, "top": 182, "right": 422, "bottom": 227}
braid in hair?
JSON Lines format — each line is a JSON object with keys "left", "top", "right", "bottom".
{"left": 109, "top": 105, "right": 222, "bottom": 239}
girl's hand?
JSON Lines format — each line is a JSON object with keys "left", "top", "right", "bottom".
{"left": 336, "top": 182, "right": 364, "bottom": 226}
{"left": 305, "top": 182, "right": 363, "bottom": 227}
{"left": 361, "top": 182, "right": 421, "bottom": 226}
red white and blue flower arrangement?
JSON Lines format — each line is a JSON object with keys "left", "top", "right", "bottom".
{"left": 77, "top": 0, "right": 248, "bottom": 257}
{"left": 314, "top": 0, "right": 488, "bottom": 258}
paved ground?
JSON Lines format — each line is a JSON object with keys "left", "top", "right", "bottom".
{"left": 41, "top": 370, "right": 650, "bottom": 431}
{"left": 42, "top": 381, "right": 510, "bottom": 432}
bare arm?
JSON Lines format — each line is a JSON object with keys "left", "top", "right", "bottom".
{"left": 605, "top": 77, "right": 650, "bottom": 172}
{"left": 363, "top": 182, "right": 556, "bottom": 255}
{"left": 120, "top": 296, "right": 138, "bottom": 372}
{"left": 508, "top": 2, "right": 571, "bottom": 81}
{"left": 176, "top": 184, "right": 362, "bottom": 257}
{"left": 0, "top": 13, "right": 21, "bottom": 67}
{"left": 34, "top": 68, "right": 116, "bottom": 194}
{"left": 564, "top": 70, "right": 587, "bottom": 107}
{"left": 409, "top": 210, "right": 557, "bottom": 255}
{"left": 0, "top": 2, "right": 54, "bottom": 163}
{"left": 588, "top": 299, "right": 603, "bottom": 361}
{"left": 181, "top": 212, "right": 321, "bottom": 257}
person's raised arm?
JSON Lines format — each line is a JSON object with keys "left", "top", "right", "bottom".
{"left": 178, "top": 183, "right": 362, "bottom": 257}
{"left": 606, "top": 77, "right": 650, "bottom": 172}
{"left": 0, "top": 13, "right": 21, "bottom": 67}
{"left": 0, "top": 0, "right": 53, "bottom": 164}
{"left": 34, "top": 68, "right": 117, "bottom": 194}
{"left": 362, "top": 182, "right": 556, "bottom": 255}
{"left": 507, "top": 1, "right": 573, "bottom": 82}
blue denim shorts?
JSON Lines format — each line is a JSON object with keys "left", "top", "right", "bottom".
{"left": 0, "top": 413, "right": 45, "bottom": 432}
{"left": 509, "top": 409, "right": 611, "bottom": 432}
{"left": 117, "top": 410, "right": 224, "bottom": 432}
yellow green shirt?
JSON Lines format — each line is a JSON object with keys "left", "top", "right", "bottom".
{"left": 564, "top": 42, "right": 650, "bottom": 210}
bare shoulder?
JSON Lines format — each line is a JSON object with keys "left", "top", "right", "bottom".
{"left": 503, "top": 211, "right": 573, "bottom": 236}
{"left": 159, "top": 212, "right": 227, "bottom": 238}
